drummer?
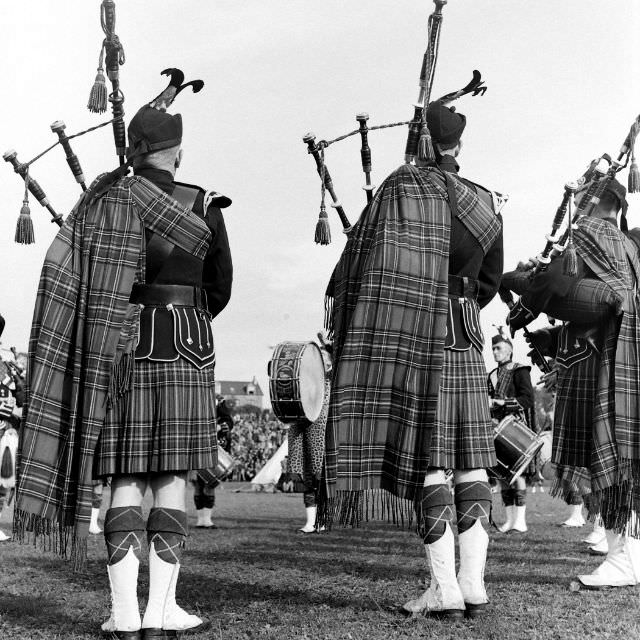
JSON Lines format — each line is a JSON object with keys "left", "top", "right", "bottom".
{"left": 0, "top": 316, "right": 24, "bottom": 542}
{"left": 191, "top": 398, "right": 236, "bottom": 529}
{"left": 286, "top": 331, "right": 332, "bottom": 533}
{"left": 487, "top": 330, "right": 535, "bottom": 533}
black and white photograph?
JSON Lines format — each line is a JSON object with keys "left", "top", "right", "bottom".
{"left": 0, "top": 1, "right": 639, "bottom": 639}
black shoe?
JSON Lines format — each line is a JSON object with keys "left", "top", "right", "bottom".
{"left": 588, "top": 547, "right": 608, "bottom": 557}
{"left": 141, "top": 631, "right": 176, "bottom": 639}
{"left": 428, "top": 609, "right": 465, "bottom": 620}
{"left": 104, "top": 631, "right": 142, "bottom": 640}
{"left": 465, "top": 602, "right": 487, "bottom": 619}
{"left": 141, "top": 620, "right": 209, "bottom": 638}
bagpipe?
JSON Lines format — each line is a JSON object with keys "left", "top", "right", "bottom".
{"left": 302, "top": 0, "right": 488, "bottom": 246}
{"left": 499, "top": 114, "right": 640, "bottom": 356}
{"left": 4, "top": 0, "right": 126, "bottom": 244}
{"left": 530, "top": 116, "right": 639, "bottom": 277}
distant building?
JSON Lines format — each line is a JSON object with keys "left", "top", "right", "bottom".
{"left": 215, "top": 377, "right": 264, "bottom": 410}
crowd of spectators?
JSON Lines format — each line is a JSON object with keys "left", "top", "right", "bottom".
{"left": 228, "top": 408, "right": 287, "bottom": 481}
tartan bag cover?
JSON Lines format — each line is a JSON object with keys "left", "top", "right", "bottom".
{"left": 15, "top": 175, "right": 210, "bottom": 567}
{"left": 320, "top": 163, "right": 496, "bottom": 527}
{"left": 559, "top": 216, "right": 640, "bottom": 531}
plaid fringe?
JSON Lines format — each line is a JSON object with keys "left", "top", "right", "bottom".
{"left": 551, "top": 461, "right": 640, "bottom": 536}
{"left": 317, "top": 488, "right": 420, "bottom": 533}
{"left": 316, "top": 486, "right": 500, "bottom": 536}
{"left": 13, "top": 508, "right": 88, "bottom": 572}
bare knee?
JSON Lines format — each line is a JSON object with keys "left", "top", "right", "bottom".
{"left": 109, "top": 475, "right": 147, "bottom": 508}
{"left": 424, "top": 469, "right": 447, "bottom": 486}
{"left": 454, "top": 468, "right": 488, "bottom": 485}
{"left": 150, "top": 472, "right": 188, "bottom": 510}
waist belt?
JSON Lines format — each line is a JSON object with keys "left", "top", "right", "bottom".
{"left": 130, "top": 284, "right": 206, "bottom": 309}
{"left": 448, "top": 275, "right": 479, "bottom": 299}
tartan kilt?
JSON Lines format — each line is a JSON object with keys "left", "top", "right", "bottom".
{"left": 95, "top": 357, "right": 217, "bottom": 476}
{"left": 429, "top": 346, "right": 496, "bottom": 470}
{"left": 553, "top": 353, "right": 600, "bottom": 470}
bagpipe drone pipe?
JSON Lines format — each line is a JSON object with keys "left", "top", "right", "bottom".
{"left": 499, "top": 114, "right": 640, "bottom": 359}
{"left": 301, "top": 0, "right": 487, "bottom": 246}
{"left": 4, "top": 2, "right": 206, "bottom": 247}
{"left": 3, "top": 0, "right": 126, "bottom": 244}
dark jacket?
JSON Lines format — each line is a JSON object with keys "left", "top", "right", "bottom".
{"left": 439, "top": 156, "right": 504, "bottom": 350}
{"left": 132, "top": 167, "right": 233, "bottom": 367}
{"left": 488, "top": 361, "right": 535, "bottom": 427}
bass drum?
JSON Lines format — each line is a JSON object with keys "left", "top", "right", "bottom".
{"left": 268, "top": 341, "right": 325, "bottom": 424}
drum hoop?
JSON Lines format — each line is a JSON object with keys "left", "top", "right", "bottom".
{"left": 506, "top": 439, "right": 545, "bottom": 486}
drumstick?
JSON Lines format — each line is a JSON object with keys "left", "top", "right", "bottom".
{"left": 302, "top": 132, "right": 352, "bottom": 232}
{"left": 356, "top": 113, "right": 375, "bottom": 204}
{"left": 3, "top": 149, "right": 63, "bottom": 227}
{"left": 51, "top": 121, "right": 87, "bottom": 191}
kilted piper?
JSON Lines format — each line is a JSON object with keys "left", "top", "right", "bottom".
{"left": 15, "top": 72, "right": 232, "bottom": 638}
{"left": 320, "top": 93, "right": 503, "bottom": 619}
{"left": 504, "top": 176, "right": 640, "bottom": 589}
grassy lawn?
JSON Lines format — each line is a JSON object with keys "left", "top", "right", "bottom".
{"left": 1, "top": 484, "right": 639, "bottom": 640}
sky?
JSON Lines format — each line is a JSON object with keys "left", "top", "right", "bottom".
{"left": 0, "top": 0, "right": 639, "bottom": 395}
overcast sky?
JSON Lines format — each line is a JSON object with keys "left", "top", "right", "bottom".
{"left": 1, "top": 1, "right": 638, "bottom": 393}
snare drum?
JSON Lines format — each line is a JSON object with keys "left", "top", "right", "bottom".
{"left": 196, "top": 446, "right": 236, "bottom": 485}
{"left": 268, "top": 341, "right": 325, "bottom": 424}
{"left": 491, "top": 415, "right": 544, "bottom": 486}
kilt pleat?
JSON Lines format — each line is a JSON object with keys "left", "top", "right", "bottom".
{"left": 95, "top": 358, "right": 217, "bottom": 476}
{"left": 429, "top": 347, "right": 495, "bottom": 470}
{"left": 553, "top": 354, "right": 600, "bottom": 469}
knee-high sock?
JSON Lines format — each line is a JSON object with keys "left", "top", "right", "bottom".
{"left": 418, "top": 484, "right": 455, "bottom": 544}
{"left": 565, "top": 488, "right": 583, "bottom": 506}
{"left": 104, "top": 506, "right": 145, "bottom": 565}
{"left": 91, "top": 483, "right": 103, "bottom": 509}
{"left": 194, "top": 492, "right": 215, "bottom": 510}
{"left": 501, "top": 487, "right": 515, "bottom": 507}
{"left": 147, "top": 508, "right": 187, "bottom": 564}
{"left": 455, "top": 482, "right": 492, "bottom": 533}
{"left": 193, "top": 477, "right": 216, "bottom": 510}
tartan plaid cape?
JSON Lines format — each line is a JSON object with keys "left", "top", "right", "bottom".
{"left": 319, "top": 163, "right": 494, "bottom": 528}
{"left": 15, "top": 175, "right": 210, "bottom": 567}
{"left": 556, "top": 217, "right": 640, "bottom": 532}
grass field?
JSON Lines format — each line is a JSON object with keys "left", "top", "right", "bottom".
{"left": 1, "top": 484, "right": 639, "bottom": 640}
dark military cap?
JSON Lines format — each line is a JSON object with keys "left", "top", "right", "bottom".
{"left": 127, "top": 105, "right": 183, "bottom": 157}
{"left": 492, "top": 331, "right": 512, "bottom": 347}
{"left": 603, "top": 177, "right": 628, "bottom": 215}
{"left": 426, "top": 101, "right": 467, "bottom": 146}
{"left": 577, "top": 176, "right": 628, "bottom": 216}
